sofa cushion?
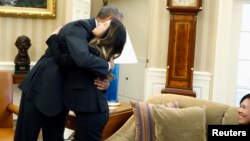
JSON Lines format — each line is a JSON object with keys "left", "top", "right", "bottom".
{"left": 130, "top": 100, "right": 179, "bottom": 141}
{"left": 153, "top": 106, "right": 206, "bottom": 141}
{"left": 105, "top": 115, "right": 136, "bottom": 141}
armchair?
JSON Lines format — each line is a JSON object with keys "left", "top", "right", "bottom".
{"left": 0, "top": 70, "right": 19, "bottom": 141}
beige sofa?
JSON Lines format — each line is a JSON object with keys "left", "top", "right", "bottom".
{"left": 105, "top": 94, "right": 239, "bottom": 141}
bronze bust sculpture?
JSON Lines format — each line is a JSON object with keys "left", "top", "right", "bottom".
{"left": 14, "top": 35, "right": 31, "bottom": 74}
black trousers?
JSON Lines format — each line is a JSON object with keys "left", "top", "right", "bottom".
{"left": 14, "top": 93, "right": 68, "bottom": 141}
{"left": 74, "top": 110, "right": 109, "bottom": 141}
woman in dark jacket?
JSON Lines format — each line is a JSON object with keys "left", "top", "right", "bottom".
{"left": 50, "top": 18, "right": 126, "bottom": 141}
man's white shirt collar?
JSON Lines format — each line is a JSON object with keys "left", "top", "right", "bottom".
{"left": 95, "top": 19, "right": 98, "bottom": 27}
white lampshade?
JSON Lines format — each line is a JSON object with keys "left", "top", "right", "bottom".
{"left": 114, "top": 30, "right": 138, "bottom": 64}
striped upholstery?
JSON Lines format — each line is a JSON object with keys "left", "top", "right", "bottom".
{"left": 130, "top": 101, "right": 179, "bottom": 141}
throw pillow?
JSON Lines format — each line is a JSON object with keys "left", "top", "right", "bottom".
{"left": 130, "top": 100, "right": 179, "bottom": 141}
{"left": 153, "top": 106, "right": 206, "bottom": 141}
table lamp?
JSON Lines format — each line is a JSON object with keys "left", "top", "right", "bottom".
{"left": 106, "top": 30, "right": 138, "bottom": 106}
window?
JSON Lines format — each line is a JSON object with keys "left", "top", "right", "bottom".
{"left": 236, "top": 3, "right": 250, "bottom": 106}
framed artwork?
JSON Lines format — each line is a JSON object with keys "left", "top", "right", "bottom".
{"left": 0, "top": 0, "right": 56, "bottom": 18}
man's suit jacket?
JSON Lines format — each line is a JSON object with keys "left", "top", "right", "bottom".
{"left": 51, "top": 18, "right": 110, "bottom": 113}
{"left": 18, "top": 36, "right": 64, "bottom": 117}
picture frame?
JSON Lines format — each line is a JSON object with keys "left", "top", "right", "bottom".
{"left": 0, "top": 0, "right": 56, "bottom": 18}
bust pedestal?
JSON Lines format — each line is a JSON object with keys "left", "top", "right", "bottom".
{"left": 14, "top": 64, "right": 30, "bottom": 74}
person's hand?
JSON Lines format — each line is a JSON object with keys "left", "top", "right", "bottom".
{"left": 109, "top": 57, "right": 114, "bottom": 70}
{"left": 94, "top": 78, "right": 110, "bottom": 90}
{"left": 51, "top": 26, "right": 63, "bottom": 35}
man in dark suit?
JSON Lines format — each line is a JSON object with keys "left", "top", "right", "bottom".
{"left": 14, "top": 5, "right": 123, "bottom": 141}
{"left": 51, "top": 6, "right": 125, "bottom": 141}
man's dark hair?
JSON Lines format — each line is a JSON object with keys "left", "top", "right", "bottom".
{"left": 240, "top": 93, "right": 250, "bottom": 104}
{"left": 96, "top": 5, "right": 123, "bottom": 21}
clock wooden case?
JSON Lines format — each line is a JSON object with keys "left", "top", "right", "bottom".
{"left": 161, "top": 0, "right": 202, "bottom": 97}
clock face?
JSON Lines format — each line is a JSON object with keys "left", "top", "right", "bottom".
{"left": 172, "top": 0, "right": 198, "bottom": 7}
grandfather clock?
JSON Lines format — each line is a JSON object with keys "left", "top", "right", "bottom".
{"left": 161, "top": 0, "right": 202, "bottom": 97}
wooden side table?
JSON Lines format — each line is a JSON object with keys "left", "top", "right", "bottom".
{"left": 65, "top": 102, "right": 133, "bottom": 140}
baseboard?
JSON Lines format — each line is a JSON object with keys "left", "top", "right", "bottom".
{"left": 0, "top": 61, "right": 36, "bottom": 70}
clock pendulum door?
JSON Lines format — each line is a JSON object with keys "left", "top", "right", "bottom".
{"left": 161, "top": 0, "right": 202, "bottom": 97}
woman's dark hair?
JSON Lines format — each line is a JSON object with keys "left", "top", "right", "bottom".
{"left": 89, "top": 18, "right": 127, "bottom": 60}
{"left": 240, "top": 93, "right": 250, "bottom": 104}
